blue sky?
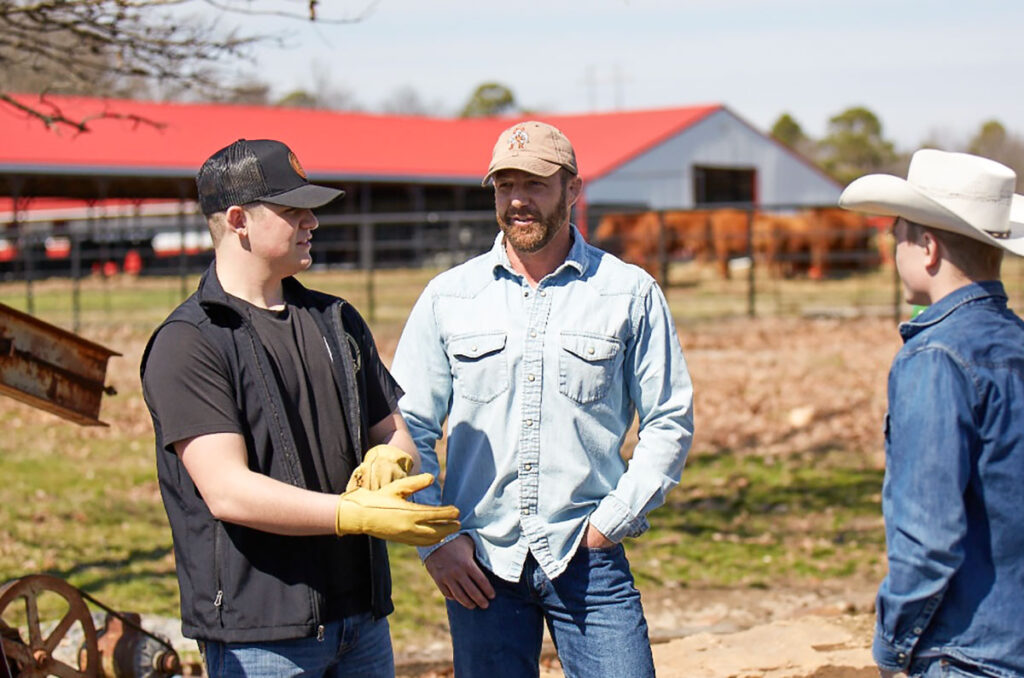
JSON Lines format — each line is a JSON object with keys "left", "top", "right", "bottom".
{"left": 198, "top": 0, "right": 1023, "bottom": 150}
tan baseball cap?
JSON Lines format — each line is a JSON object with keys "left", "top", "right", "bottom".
{"left": 482, "top": 121, "right": 578, "bottom": 186}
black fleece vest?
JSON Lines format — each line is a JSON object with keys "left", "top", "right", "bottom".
{"left": 141, "top": 265, "right": 393, "bottom": 643}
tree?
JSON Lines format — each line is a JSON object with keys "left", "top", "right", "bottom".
{"left": 817, "top": 106, "right": 901, "bottom": 185}
{"left": 771, "top": 113, "right": 806, "bottom": 148}
{"left": 379, "top": 85, "right": 442, "bottom": 116}
{"left": 968, "top": 120, "right": 1024, "bottom": 191}
{"left": 0, "top": 0, "right": 374, "bottom": 131}
{"left": 459, "top": 82, "right": 517, "bottom": 118}
{"left": 968, "top": 120, "right": 1007, "bottom": 157}
{"left": 275, "top": 61, "right": 362, "bottom": 111}
{"left": 770, "top": 112, "right": 817, "bottom": 161}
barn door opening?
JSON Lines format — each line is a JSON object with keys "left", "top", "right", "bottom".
{"left": 693, "top": 166, "right": 756, "bottom": 206}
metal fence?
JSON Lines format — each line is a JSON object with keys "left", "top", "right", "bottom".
{"left": 4, "top": 206, "right": 1024, "bottom": 332}
{"left": 0, "top": 209, "right": 497, "bottom": 330}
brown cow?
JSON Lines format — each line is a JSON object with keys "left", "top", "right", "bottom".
{"left": 707, "top": 209, "right": 753, "bottom": 279}
{"left": 594, "top": 210, "right": 713, "bottom": 280}
{"left": 802, "top": 208, "right": 876, "bottom": 279}
{"left": 594, "top": 211, "right": 664, "bottom": 277}
{"left": 662, "top": 210, "right": 713, "bottom": 263}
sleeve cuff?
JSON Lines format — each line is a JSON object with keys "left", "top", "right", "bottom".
{"left": 417, "top": 530, "right": 465, "bottom": 562}
{"left": 589, "top": 495, "right": 650, "bottom": 543}
{"left": 872, "top": 628, "right": 912, "bottom": 672}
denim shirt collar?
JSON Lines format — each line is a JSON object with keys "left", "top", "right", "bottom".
{"left": 489, "top": 224, "right": 589, "bottom": 281}
{"left": 898, "top": 280, "right": 1007, "bottom": 344}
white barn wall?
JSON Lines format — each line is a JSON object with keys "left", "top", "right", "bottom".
{"left": 585, "top": 108, "right": 842, "bottom": 211}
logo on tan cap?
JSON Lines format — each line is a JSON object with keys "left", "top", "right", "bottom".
{"left": 288, "top": 152, "right": 307, "bottom": 180}
{"left": 508, "top": 126, "right": 530, "bottom": 150}
{"left": 483, "top": 120, "right": 578, "bottom": 186}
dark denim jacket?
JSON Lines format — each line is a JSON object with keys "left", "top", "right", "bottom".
{"left": 874, "top": 281, "right": 1024, "bottom": 677}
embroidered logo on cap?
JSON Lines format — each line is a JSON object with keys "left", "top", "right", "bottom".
{"left": 508, "top": 126, "right": 529, "bottom": 151}
{"left": 288, "top": 152, "right": 308, "bottom": 179}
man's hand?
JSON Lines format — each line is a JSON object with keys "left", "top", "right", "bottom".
{"left": 335, "top": 474, "right": 460, "bottom": 546}
{"left": 423, "top": 534, "right": 496, "bottom": 610}
{"left": 347, "top": 444, "right": 415, "bottom": 491}
{"left": 584, "top": 522, "right": 614, "bottom": 549}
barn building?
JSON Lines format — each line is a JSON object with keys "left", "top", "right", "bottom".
{"left": 1, "top": 94, "right": 841, "bottom": 276}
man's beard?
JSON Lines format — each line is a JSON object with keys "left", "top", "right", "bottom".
{"left": 497, "top": 184, "right": 569, "bottom": 254}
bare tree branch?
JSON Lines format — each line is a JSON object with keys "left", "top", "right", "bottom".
{"left": 1, "top": 91, "right": 168, "bottom": 133}
{"left": 0, "top": 0, "right": 375, "bottom": 130}
{"left": 199, "top": 0, "right": 379, "bottom": 24}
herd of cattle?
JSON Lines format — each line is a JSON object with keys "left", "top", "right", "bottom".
{"left": 592, "top": 208, "right": 893, "bottom": 281}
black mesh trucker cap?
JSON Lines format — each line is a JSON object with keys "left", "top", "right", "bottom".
{"left": 196, "top": 139, "right": 344, "bottom": 216}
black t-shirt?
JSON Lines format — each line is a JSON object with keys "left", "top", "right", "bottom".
{"left": 144, "top": 291, "right": 401, "bottom": 619}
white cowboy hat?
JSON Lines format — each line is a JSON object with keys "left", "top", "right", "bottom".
{"left": 839, "top": 149, "right": 1024, "bottom": 256}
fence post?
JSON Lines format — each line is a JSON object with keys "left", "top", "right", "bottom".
{"left": 72, "top": 213, "right": 87, "bottom": 332}
{"left": 657, "top": 211, "right": 669, "bottom": 288}
{"left": 746, "top": 207, "right": 756, "bottom": 318}
{"left": 177, "top": 202, "right": 188, "bottom": 300}
{"left": 19, "top": 220, "right": 35, "bottom": 316}
{"left": 359, "top": 216, "right": 375, "bottom": 323}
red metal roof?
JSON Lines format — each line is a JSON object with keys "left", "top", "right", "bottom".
{"left": 1, "top": 94, "right": 721, "bottom": 183}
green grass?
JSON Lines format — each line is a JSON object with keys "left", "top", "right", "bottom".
{"left": 635, "top": 450, "right": 886, "bottom": 590}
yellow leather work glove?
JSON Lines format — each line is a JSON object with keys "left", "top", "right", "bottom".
{"left": 335, "top": 473, "right": 460, "bottom": 546}
{"left": 346, "top": 444, "right": 415, "bottom": 491}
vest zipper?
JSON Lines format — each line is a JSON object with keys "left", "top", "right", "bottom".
{"left": 214, "top": 525, "right": 225, "bottom": 627}
{"left": 329, "top": 303, "right": 379, "bottom": 616}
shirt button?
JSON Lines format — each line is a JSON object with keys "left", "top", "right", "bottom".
{"left": 530, "top": 330, "right": 537, "bottom": 338}
{"left": 913, "top": 627, "right": 922, "bottom": 634}
{"left": 524, "top": 419, "right": 533, "bottom": 427}
{"left": 523, "top": 290, "right": 529, "bottom": 297}
{"left": 521, "top": 507, "right": 530, "bottom": 515}
{"left": 527, "top": 374, "right": 535, "bottom": 381}
{"left": 539, "top": 290, "right": 547, "bottom": 297}
{"left": 587, "top": 347, "right": 595, "bottom": 355}
{"left": 523, "top": 463, "right": 532, "bottom": 471}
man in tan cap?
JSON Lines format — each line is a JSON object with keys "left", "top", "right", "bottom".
{"left": 392, "top": 121, "right": 694, "bottom": 676}
{"left": 840, "top": 149, "right": 1024, "bottom": 678}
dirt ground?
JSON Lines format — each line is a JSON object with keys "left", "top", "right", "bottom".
{"left": 395, "top": 580, "right": 879, "bottom": 677}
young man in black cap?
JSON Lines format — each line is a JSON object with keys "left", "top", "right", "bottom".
{"left": 141, "top": 139, "right": 459, "bottom": 677}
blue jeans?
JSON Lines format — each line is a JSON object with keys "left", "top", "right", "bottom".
{"left": 446, "top": 544, "right": 655, "bottom": 678}
{"left": 201, "top": 613, "right": 394, "bottom": 678}
{"left": 909, "top": 656, "right": 1011, "bottom": 678}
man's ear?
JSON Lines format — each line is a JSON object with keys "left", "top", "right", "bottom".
{"left": 566, "top": 175, "right": 583, "bottom": 208}
{"left": 224, "top": 205, "right": 248, "bottom": 237}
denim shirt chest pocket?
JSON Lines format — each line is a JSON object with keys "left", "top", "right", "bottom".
{"left": 447, "top": 331, "right": 510, "bottom": 403}
{"left": 559, "top": 331, "right": 623, "bottom": 404}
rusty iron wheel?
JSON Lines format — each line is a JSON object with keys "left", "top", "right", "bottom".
{"left": 0, "top": 575, "right": 98, "bottom": 678}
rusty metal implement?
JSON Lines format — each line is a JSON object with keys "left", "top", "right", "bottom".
{"left": 0, "top": 304, "right": 119, "bottom": 426}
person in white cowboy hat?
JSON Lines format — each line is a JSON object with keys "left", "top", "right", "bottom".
{"left": 840, "top": 149, "right": 1024, "bottom": 678}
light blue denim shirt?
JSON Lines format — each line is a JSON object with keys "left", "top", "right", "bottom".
{"left": 392, "top": 226, "right": 694, "bottom": 582}
{"left": 875, "top": 281, "right": 1024, "bottom": 676}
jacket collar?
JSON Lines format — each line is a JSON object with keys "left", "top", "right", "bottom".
{"left": 899, "top": 280, "right": 1007, "bottom": 342}
{"left": 196, "top": 261, "right": 327, "bottom": 312}
{"left": 489, "top": 224, "right": 589, "bottom": 279}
